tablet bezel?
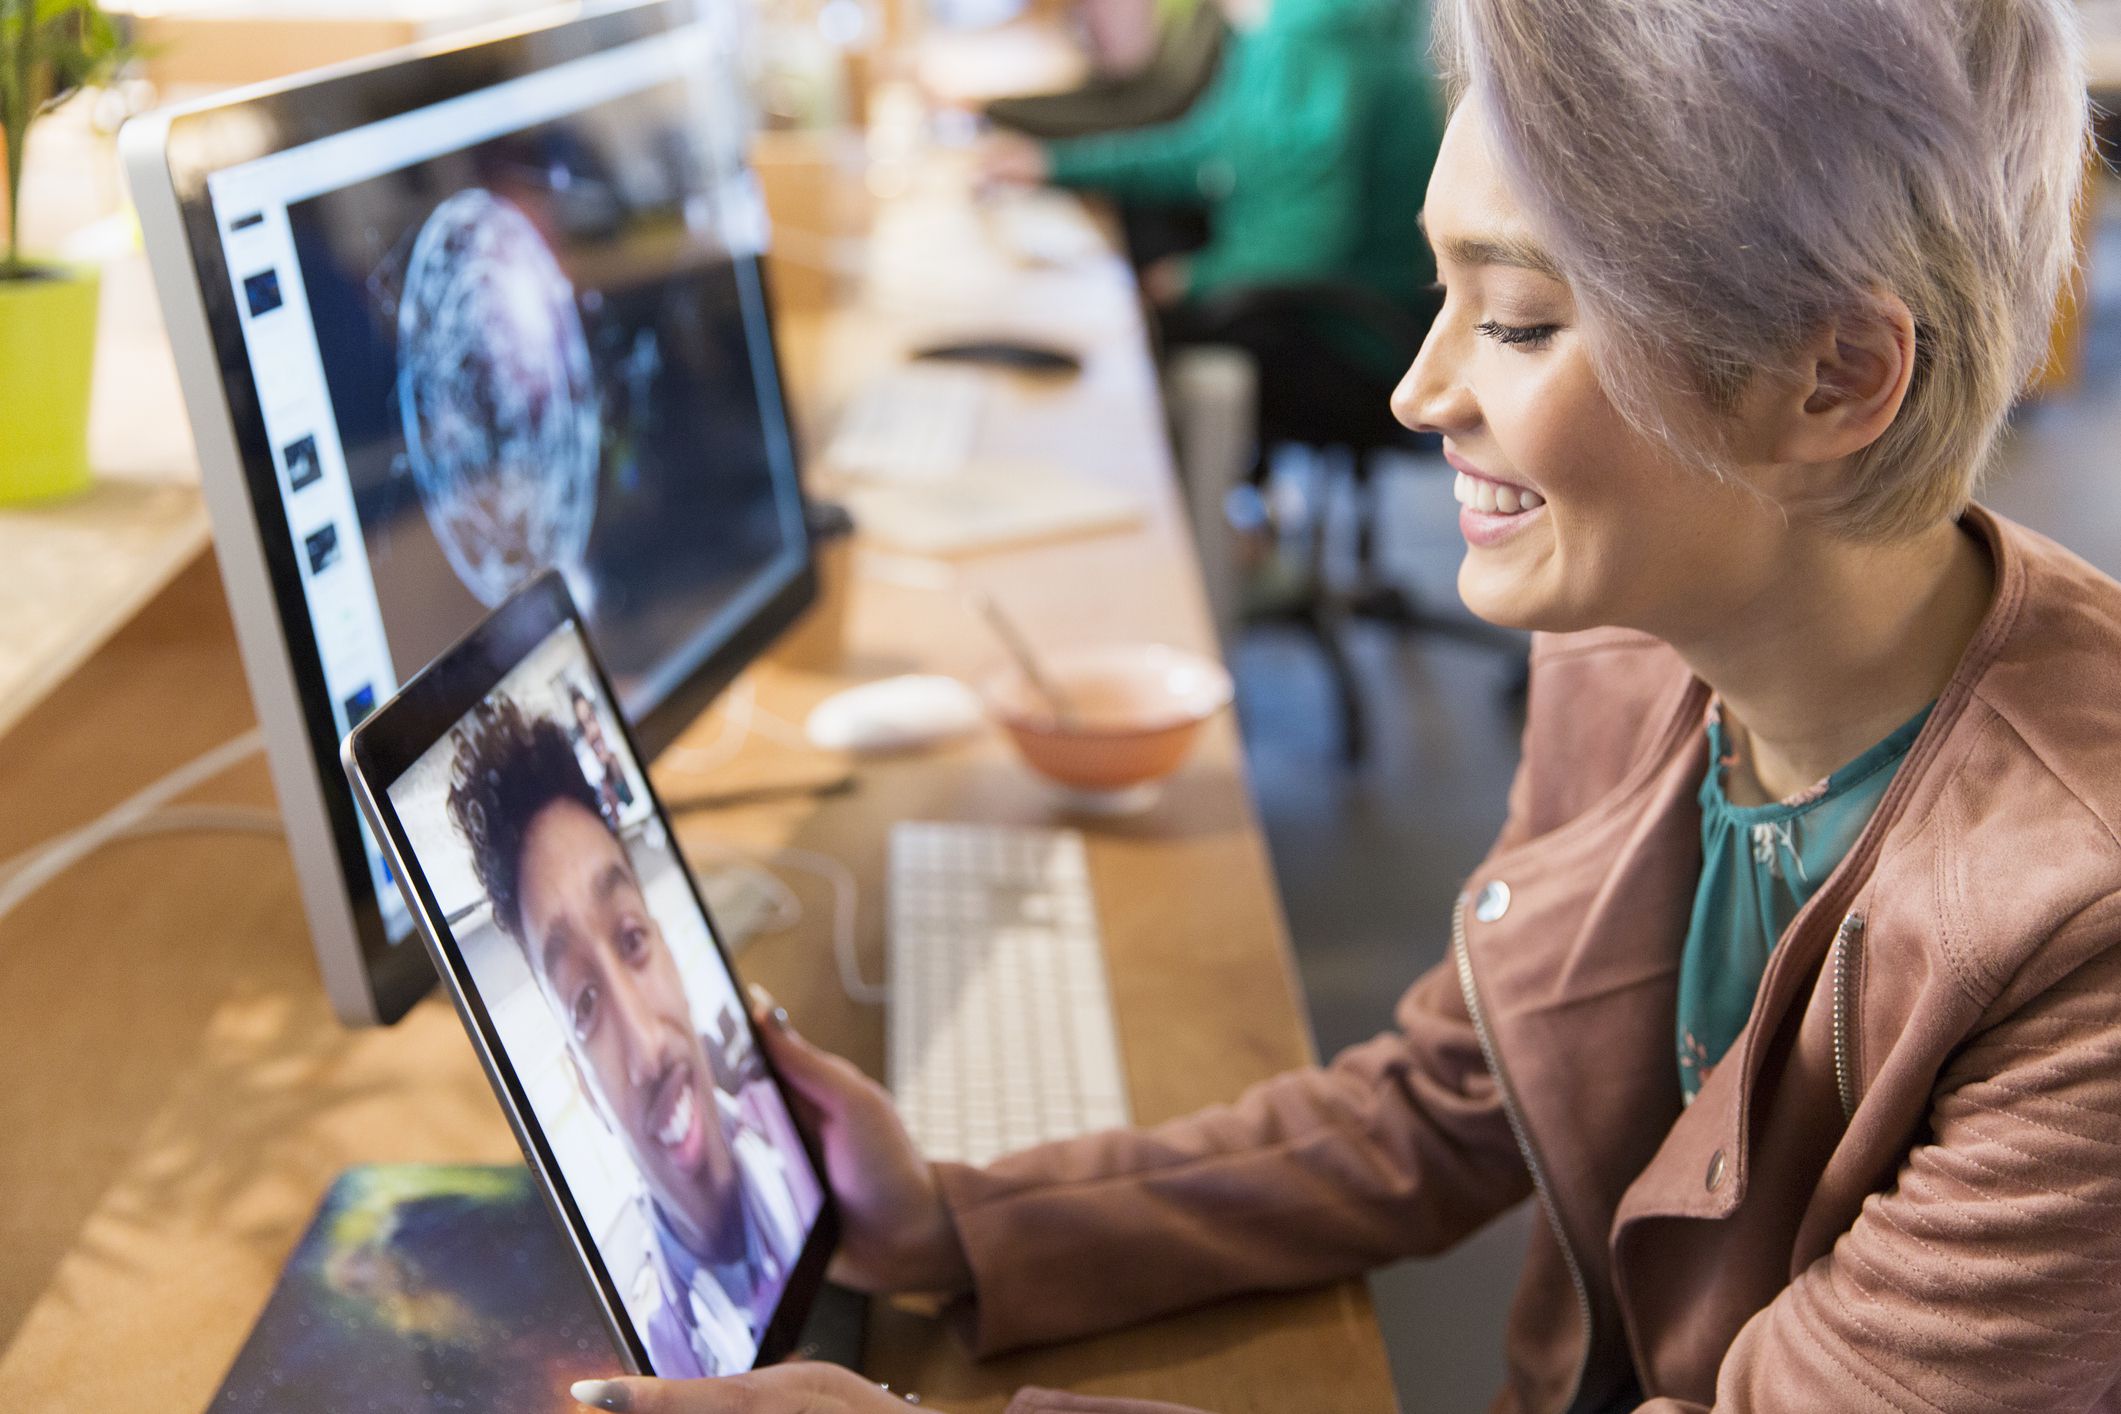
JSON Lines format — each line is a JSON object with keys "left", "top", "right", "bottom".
{"left": 342, "top": 571, "right": 840, "bottom": 1376}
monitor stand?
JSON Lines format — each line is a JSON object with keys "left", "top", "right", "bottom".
{"left": 209, "top": 1164, "right": 861, "bottom": 1413}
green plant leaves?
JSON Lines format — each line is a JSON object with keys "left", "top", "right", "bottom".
{"left": 0, "top": 0, "right": 133, "bottom": 272}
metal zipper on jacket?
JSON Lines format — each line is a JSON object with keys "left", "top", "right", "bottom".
{"left": 1831, "top": 912, "right": 1865, "bottom": 1123}
{"left": 1453, "top": 894, "right": 1594, "bottom": 1412}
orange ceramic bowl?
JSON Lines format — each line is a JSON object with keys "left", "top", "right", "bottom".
{"left": 984, "top": 644, "right": 1234, "bottom": 793}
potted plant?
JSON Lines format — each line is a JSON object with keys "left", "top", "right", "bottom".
{"left": 1, "top": 0, "right": 128, "bottom": 504}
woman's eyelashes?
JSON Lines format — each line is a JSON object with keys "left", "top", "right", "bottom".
{"left": 1424, "top": 281, "right": 1563, "bottom": 350}
{"left": 1475, "top": 319, "right": 1561, "bottom": 350}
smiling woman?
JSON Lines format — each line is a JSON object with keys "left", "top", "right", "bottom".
{"left": 570, "top": 2, "right": 2121, "bottom": 1413}
{"left": 1431, "top": 0, "right": 2086, "bottom": 541}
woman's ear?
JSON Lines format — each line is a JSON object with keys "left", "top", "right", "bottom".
{"left": 1768, "top": 292, "right": 1918, "bottom": 468}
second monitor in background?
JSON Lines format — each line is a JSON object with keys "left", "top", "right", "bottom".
{"left": 127, "top": 0, "right": 815, "bottom": 1025}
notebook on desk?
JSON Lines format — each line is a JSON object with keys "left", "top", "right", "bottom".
{"left": 208, "top": 1165, "right": 615, "bottom": 1413}
{"left": 842, "top": 461, "right": 1145, "bottom": 556}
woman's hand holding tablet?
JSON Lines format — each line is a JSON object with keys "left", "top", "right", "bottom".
{"left": 567, "top": 994, "right": 963, "bottom": 1411}
{"left": 743, "top": 989, "right": 974, "bottom": 1299}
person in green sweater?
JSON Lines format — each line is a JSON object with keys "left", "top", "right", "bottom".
{"left": 977, "top": 0, "right": 1442, "bottom": 315}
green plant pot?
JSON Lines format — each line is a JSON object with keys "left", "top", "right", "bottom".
{"left": 0, "top": 263, "right": 101, "bottom": 505}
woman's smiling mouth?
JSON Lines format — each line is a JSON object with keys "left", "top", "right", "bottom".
{"left": 1446, "top": 451, "right": 1548, "bottom": 547}
{"left": 1453, "top": 471, "right": 1546, "bottom": 515}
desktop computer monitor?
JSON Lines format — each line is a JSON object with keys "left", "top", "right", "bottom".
{"left": 124, "top": 0, "right": 815, "bottom": 1025}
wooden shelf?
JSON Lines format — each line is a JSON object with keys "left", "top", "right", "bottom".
{"left": 0, "top": 249, "right": 207, "bottom": 742}
{"left": 0, "top": 477, "right": 208, "bottom": 743}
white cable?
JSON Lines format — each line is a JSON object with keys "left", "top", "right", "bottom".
{"left": 740, "top": 863, "right": 806, "bottom": 935}
{"left": 748, "top": 701, "right": 818, "bottom": 753}
{"left": 0, "top": 730, "right": 269, "bottom": 929}
{"left": 658, "top": 677, "right": 758, "bottom": 775}
{"left": 656, "top": 674, "right": 838, "bottom": 760}
{"left": 113, "top": 804, "right": 285, "bottom": 840}
{"left": 0, "top": 802, "right": 287, "bottom": 890}
{"left": 0, "top": 802, "right": 286, "bottom": 889}
{"left": 770, "top": 844, "right": 886, "bottom": 1005}
{"left": 682, "top": 830, "right": 884, "bottom": 1007}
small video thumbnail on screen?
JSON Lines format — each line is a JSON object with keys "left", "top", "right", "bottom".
{"left": 243, "top": 268, "right": 284, "bottom": 317}
{"left": 283, "top": 433, "right": 324, "bottom": 492}
{"left": 387, "top": 622, "right": 822, "bottom": 1376}
{"left": 282, "top": 78, "right": 799, "bottom": 698}
{"left": 304, "top": 523, "right": 341, "bottom": 574}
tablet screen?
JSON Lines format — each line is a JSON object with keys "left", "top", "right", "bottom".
{"left": 383, "top": 617, "right": 824, "bottom": 1376}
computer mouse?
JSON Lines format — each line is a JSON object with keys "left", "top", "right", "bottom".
{"left": 805, "top": 675, "right": 987, "bottom": 754}
{"left": 911, "top": 340, "right": 1084, "bottom": 376}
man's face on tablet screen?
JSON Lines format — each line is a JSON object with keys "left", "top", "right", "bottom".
{"left": 515, "top": 798, "right": 738, "bottom": 1250}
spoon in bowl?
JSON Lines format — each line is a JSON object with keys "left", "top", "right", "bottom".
{"left": 972, "top": 591, "right": 1080, "bottom": 731}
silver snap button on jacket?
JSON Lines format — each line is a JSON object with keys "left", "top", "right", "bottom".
{"left": 1705, "top": 1148, "right": 1727, "bottom": 1192}
{"left": 1474, "top": 880, "right": 1511, "bottom": 922}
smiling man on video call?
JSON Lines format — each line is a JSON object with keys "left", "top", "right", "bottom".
{"left": 446, "top": 696, "right": 806, "bottom": 1377}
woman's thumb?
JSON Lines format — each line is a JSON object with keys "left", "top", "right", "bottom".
{"left": 570, "top": 1375, "right": 734, "bottom": 1412}
{"left": 747, "top": 985, "right": 840, "bottom": 1103}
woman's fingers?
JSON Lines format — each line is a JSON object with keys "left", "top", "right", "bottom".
{"left": 571, "top": 1365, "right": 902, "bottom": 1412}
{"left": 747, "top": 985, "right": 884, "bottom": 1114}
{"left": 571, "top": 1376, "right": 712, "bottom": 1412}
{"left": 570, "top": 1373, "right": 764, "bottom": 1412}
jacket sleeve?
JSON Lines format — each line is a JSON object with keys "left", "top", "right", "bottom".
{"left": 1043, "top": 40, "right": 1373, "bottom": 297}
{"left": 935, "top": 954, "right": 1532, "bottom": 1358}
{"left": 1173, "top": 46, "right": 1368, "bottom": 296}
{"left": 1637, "top": 944, "right": 2121, "bottom": 1414}
{"left": 1042, "top": 64, "right": 1233, "bottom": 206}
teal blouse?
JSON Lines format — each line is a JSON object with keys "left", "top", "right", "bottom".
{"left": 1675, "top": 701, "right": 1933, "bottom": 1103}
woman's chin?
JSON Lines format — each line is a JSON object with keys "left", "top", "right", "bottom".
{"left": 1456, "top": 557, "right": 1552, "bottom": 633}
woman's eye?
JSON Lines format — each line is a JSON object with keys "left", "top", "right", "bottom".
{"left": 1475, "top": 319, "right": 1560, "bottom": 351}
{"left": 618, "top": 923, "right": 649, "bottom": 962}
{"left": 571, "top": 984, "right": 599, "bottom": 1042}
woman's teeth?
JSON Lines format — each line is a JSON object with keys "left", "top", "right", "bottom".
{"left": 1454, "top": 471, "right": 1545, "bottom": 515}
{"left": 655, "top": 1081, "right": 695, "bottom": 1150}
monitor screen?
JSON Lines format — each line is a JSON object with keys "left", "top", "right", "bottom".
{"left": 146, "top": 4, "right": 811, "bottom": 1002}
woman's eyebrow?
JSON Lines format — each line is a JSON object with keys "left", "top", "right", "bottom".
{"left": 1418, "top": 213, "right": 1562, "bottom": 279}
{"left": 1447, "top": 236, "right": 1562, "bottom": 279}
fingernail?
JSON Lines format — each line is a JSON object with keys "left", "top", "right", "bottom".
{"left": 748, "top": 983, "right": 792, "bottom": 1032}
{"left": 571, "top": 1380, "right": 632, "bottom": 1411}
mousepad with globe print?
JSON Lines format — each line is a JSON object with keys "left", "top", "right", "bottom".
{"left": 208, "top": 1165, "right": 617, "bottom": 1412}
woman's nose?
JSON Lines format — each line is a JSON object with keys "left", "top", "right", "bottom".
{"left": 1391, "top": 325, "right": 1477, "bottom": 438}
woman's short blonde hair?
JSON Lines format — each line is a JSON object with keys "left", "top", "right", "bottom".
{"left": 1435, "top": 0, "right": 2092, "bottom": 537}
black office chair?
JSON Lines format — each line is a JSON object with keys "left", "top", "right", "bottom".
{"left": 1171, "top": 280, "right": 1523, "bottom": 761}
{"left": 984, "top": 4, "right": 1227, "bottom": 141}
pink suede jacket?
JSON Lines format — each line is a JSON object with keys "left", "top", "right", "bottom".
{"left": 935, "top": 506, "right": 2121, "bottom": 1412}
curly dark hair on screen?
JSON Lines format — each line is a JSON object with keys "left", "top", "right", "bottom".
{"left": 445, "top": 697, "right": 607, "bottom": 941}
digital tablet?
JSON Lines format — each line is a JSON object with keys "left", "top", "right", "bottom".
{"left": 343, "top": 572, "right": 837, "bottom": 1377}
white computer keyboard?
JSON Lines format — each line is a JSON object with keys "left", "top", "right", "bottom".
{"left": 887, "top": 821, "right": 1130, "bottom": 1166}
{"left": 822, "top": 364, "right": 986, "bottom": 482}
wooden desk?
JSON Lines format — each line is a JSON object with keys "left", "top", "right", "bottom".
{"left": 0, "top": 115, "right": 1397, "bottom": 1414}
